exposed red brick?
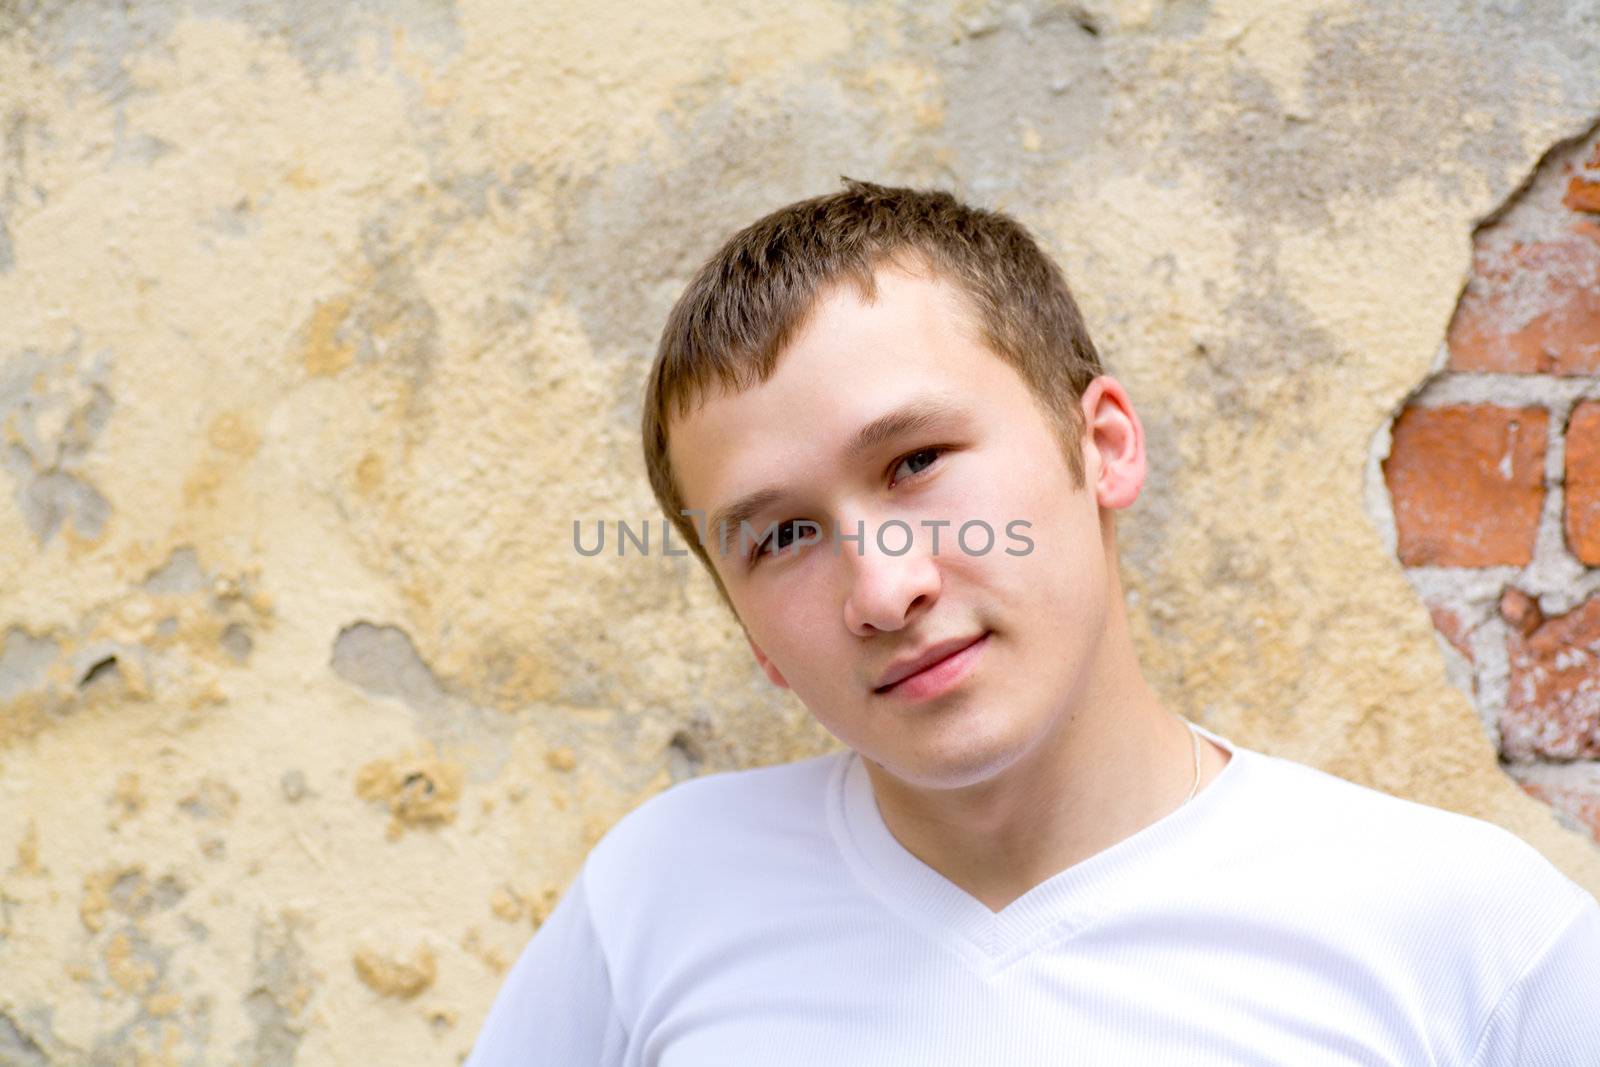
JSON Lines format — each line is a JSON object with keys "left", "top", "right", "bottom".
{"left": 1499, "top": 587, "right": 1543, "bottom": 637}
{"left": 1517, "top": 779, "right": 1600, "bottom": 844}
{"left": 1502, "top": 593, "right": 1600, "bottom": 760}
{"left": 1446, "top": 225, "right": 1600, "bottom": 374}
{"left": 1565, "top": 400, "right": 1600, "bottom": 565}
{"left": 1428, "top": 604, "right": 1475, "bottom": 662}
{"left": 1564, "top": 177, "right": 1600, "bottom": 214}
{"left": 1384, "top": 405, "right": 1548, "bottom": 567}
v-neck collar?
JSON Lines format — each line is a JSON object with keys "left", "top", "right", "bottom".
{"left": 825, "top": 722, "right": 1250, "bottom": 978}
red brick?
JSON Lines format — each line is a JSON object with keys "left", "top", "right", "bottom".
{"left": 1500, "top": 587, "right": 1544, "bottom": 636}
{"left": 1517, "top": 780, "right": 1600, "bottom": 844}
{"left": 1564, "top": 177, "right": 1600, "bottom": 214}
{"left": 1383, "top": 405, "right": 1548, "bottom": 567}
{"left": 1428, "top": 604, "right": 1475, "bottom": 662}
{"left": 1565, "top": 400, "right": 1600, "bottom": 565}
{"left": 1502, "top": 593, "right": 1600, "bottom": 760}
{"left": 1446, "top": 224, "right": 1600, "bottom": 374}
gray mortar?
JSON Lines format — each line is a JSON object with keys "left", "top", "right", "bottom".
{"left": 238, "top": 912, "right": 312, "bottom": 1067}
{"left": 0, "top": 339, "right": 115, "bottom": 545}
{"left": 330, "top": 621, "right": 511, "bottom": 779}
{"left": 0, "top": 1010, "right": 49, "bottom": 1067}
{"left": 0, "top": 628, "right": 58, "bottom": 704}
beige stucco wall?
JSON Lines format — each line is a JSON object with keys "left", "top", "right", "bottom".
{"left": 2, "top": 1, "right": 1597, "bottom": 1062}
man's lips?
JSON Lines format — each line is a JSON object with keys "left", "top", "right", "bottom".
{"left": 873, "top": 632, "right": 990, "bottom": 693}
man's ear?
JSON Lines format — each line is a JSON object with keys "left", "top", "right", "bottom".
{"left": 1079, "top": 375, "right": 1146, "bottom": 511}
{"left": 745, "top": 634, "right": 791, "bottom": 689}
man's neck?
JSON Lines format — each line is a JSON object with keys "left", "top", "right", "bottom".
{"left": 860, "top": 651, "right": 1227, "bottom": 915}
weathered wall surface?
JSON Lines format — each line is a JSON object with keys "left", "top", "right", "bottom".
{"left": 0, "top": 1, "right": 1596, "bottom": 1062}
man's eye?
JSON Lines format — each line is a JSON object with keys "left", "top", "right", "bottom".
{"left": 753, "top": 519, "right": 813, "bottom": 561}
{"left": 891, "top": 447, "right": 944, "bottom": 486}
{"left": 748, "top": 449, "right": 946, "bottom": 566}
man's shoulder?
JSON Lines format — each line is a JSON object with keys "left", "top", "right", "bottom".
{"left": 1246, "top": 748, "right": 1564, "bottom": 866}
{"left": 1231, "top": 746, "right": 1592, "bottom": 939}
{"left": 615, "top": 747, "right": 843, "bottom": 832}
{"left": 582, "top": 748, "right": 847, "bottom": 904}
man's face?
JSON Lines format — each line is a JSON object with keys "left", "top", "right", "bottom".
{"left": 669, "top": 262, "right": 1133, "bottom": 791}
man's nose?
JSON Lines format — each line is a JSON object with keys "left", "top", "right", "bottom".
{"left": 840, "top": 517, "right": 942, "bottom": 636}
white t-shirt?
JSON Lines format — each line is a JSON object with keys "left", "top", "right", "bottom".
{"left": 465, "top": 723, "right": 1600, "bottom": 1065}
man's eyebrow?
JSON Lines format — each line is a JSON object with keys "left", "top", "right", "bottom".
{"left": 704, "top": 392, "right": 973, "bottom": 555}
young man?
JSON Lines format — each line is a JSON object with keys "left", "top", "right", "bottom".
{"left": 468, "top": 180, "right": 1600, "bottom": 1065}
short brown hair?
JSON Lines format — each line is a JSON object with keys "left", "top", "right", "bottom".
{"left": 641, "top": 178, "right": 1104, "bottom": 607}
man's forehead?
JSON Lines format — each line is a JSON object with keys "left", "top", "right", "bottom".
{"left": 665, "top": 264, "right": 991, "bottom": 523}
{"left": 676, "top": 267, "right": 971, "bottom": 415}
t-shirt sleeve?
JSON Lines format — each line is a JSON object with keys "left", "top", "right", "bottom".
{"left": 464, "top": 864, "right": 629, "bottom": 1067}
{"left": 1466, "top": 893, "right": 1600, "bottom": 1067}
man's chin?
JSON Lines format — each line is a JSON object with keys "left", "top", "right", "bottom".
{"left": 862, "top": 739, "right": 1023, "bottom": 793}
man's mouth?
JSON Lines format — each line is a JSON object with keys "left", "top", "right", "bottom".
{"left": 873, "top": 631, "right": 990, "bottom": 694}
